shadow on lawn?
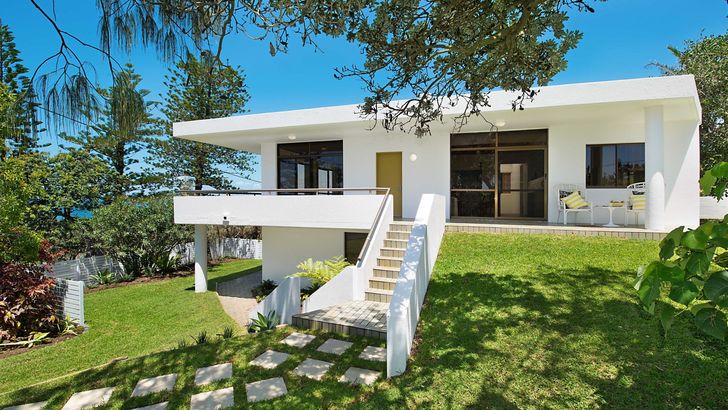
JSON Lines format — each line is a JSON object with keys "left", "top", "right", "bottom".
{"left": 184, "top": 263, "right": 262, "bottom": 292}
{"left": 364, "top": 265, "right": 728, "bottom": 409}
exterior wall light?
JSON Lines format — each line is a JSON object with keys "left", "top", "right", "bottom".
{"left": 288, "top": 135, "right": 297, "bottom": 140}
{"left": 409, "top": 153, "right": 418, "bottom": 162}
{"left": 495, "top": 120, "right": 506, "bottom": 128}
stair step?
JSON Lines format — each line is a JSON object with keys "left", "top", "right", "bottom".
{"left": 369, "top": 277, "right": 397, "bottom": 291}
{"left": 365, "top": 288, "right": 393, "bottom": 303}
{"left": 380, "top": 247, "right": 405, "bottom": 258}
{"left": 384, "top": 239, "right": 409, "bottom": 249}
{"left": 387, "top": 231, "right": 410, "bottom": 240}
{"left": 377, "top": 256, "right": 402, "bottom": 268}
{"left": 389, "top": 223, "right": 413, "bottom": 232}
{"left": 373, "top": 266, "right": 400, "bottom": 279}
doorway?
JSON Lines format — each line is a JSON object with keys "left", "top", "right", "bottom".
{"left": 376, "top": 152, "right": 403, "bottom": 218}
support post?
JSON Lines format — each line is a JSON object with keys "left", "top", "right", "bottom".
{"left": 194, "top": 224, "right": 208, "bottom": 293}
{"left": 645, "top": 106, "right": 666, "bottom": 231}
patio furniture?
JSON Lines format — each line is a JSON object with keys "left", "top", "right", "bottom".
{"left": 625, "top": 182, "right": 646, "bottom": 226}
{"left": 555, "top": 184, "right": 594, "bottom": 225}
{"left": 595, "top": 204, "right": 624, "bottom": 228}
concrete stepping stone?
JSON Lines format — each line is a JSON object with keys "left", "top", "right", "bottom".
{"left": 359, "top": 346, "right": 386, "bottom": 362}
{"left": 61, "top": 387, "right": 115, "bottom": 410}
{"left": 339, "top": 367, "right": 381, "bottom": 386}
{"left": 131, "top": 373, "right": 178, "bottom": 397}
{"left": 194, "top": 363, "right": 232, "bottom": 386}
{"left": 3, "top": 402, "right": 48, "bottom": 410}
{"left": 190, "top": 387, "right": 234, "bottom": 410}
{"left": 280, "top": 332, "right": 315, "bottom": 348}
{"left": 292, "top": 358, "right": 333, "bottom": 381}
{"left": 245, "top": 377, "right": 287, "bottom": 403}
{"left": 249, "top": 350, "right": 290, "bottom": 369}
{"left": 316, "top": 338, "right": 353, "bottom": 356}
{"left": 132, "top": 403, "right": 168, "bottom": 410}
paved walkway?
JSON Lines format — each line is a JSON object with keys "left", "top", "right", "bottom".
{"left": 3, "top": 333, "right": 384, "bottom": 409}
{"left": 215, "top": 270, "right": 262, "bottom": 327}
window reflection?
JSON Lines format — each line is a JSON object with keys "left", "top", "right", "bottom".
{"left": 278, "top": 141, "right": 343, "bottom": 191}
{"left": 586, "top": 143, "right": 644, "bottom": 187}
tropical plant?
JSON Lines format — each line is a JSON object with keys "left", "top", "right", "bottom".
{"left": 176, "top": 339, "right": 188, "bottom": 349}
{"left": 251, "top": 279, "right": 278, "bottom": 302}
{"left": 219, "top": 326, "right": 234, "bottom": 339}
{"left": 634, "top": 162, "right": 728, "bottom": 340}
{"left": 153, "top": 253, "right": 181, "bottom": 275}
{"left": 82, "top": 197, "right": 191, "bottom": 276}
{"left": 90, "top": 270, "right": 116, "bottom": 286}
{"left": 0, "top": 332, "right": 50, "bottom": 349}
{"left": 247, "top": 311, "right": 279, "bottom": 334}
{"left": 191, "top": 330, "right": 208, "bottom": 345}
{"left": 289, "top": 255, "right": 350, "bottom": 290}
{"left": 57, "top": 316, "right": 80, "bottom": 336}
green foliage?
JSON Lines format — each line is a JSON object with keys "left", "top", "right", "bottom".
{"left": 635, "top": 162, "right": 728, "bottom": 340}
{"left": 89, "top": 271, "right": 116, "bottom": 287}
{"left": 219, "top": 326, "right": 234, "bottom": 339}
{"left": 150, "top": 51, "right": 253, "bottom": 190}
{"left": 176, "top": 339, "right": 188, "bottom": 349}
{"left": 62, "top": 64, "right": 159, "bottom": 195}
{"left": 191, "top": 330, "right": 208, "bottom": 345}
{"left": 289, "top": 255, "right": 350, "bottom": 289}
{"left": 655, "top": 31, "right": 728, "bottom": 171}
{"left": 81, "top": 197, "right": 191, "bottom": 276}
{"left": 0, "top": 154, "right": 42, "bottom": 263}
{"left": 247, "top": 311, "right": 279, "bottom": 333}
{"left": 251, "top": 279, "right": 278, "bottom": 302}
{"left": 153, "top": 253, "right": 181, "bottom": 275}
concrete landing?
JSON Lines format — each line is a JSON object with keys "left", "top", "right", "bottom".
{"left": 292, "top": 301, "right": 388, "bottom": 340}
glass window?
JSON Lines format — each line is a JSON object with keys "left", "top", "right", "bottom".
{"left": 278, "top": 141, "right": 343, "bottom": 190}
{"left": 344, "top": 232, "right": 367, "bottom": 264}
{"left": 451, "top": 132, "right": 496, "bottom": 149}
{"left": 450, "top": 191, "right": 495, "bottom": 217}
{"left": 451, "top": 150, "right": 496, "bottom": 189}
{"left": 586, "top": 143, "right": 644, "bottom": 188}
{"left": 497, "top": 130, "right": 548, "bottom": 147}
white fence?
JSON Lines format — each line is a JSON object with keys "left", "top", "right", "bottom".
{"left": 387, "top": 194, "right": 446, "bottom": 378}
{"left": 700, "top": 196, "right": 728, "bottom": 220}
{"left": 51, "top": 256, "right": 124, "bottom": 282}
{"left": 52, "top": 278, "right": 85, "bottom": 325}
{"left": 172, "top": 238, "right": 263, "bottom": 265}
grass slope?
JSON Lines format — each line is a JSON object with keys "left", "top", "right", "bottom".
{"left": 0, "top": 259, "right": 261, "bottom": 393}
{"left": 2, "top": 234, "right": 728, "bottom": 408}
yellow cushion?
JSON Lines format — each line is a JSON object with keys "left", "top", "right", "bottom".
{"left": 563, "top": 191, "right": 588, "bottom": 209}
{"left": 631, "top": 194, "right": 646, "bottom": 210}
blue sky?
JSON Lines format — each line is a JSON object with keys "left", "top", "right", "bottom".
{"left": 2, "top": 0, "right": 727, "bottom": 186}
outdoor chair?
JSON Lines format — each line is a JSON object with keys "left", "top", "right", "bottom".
{"left": 625, "top": 182, "right": 646, "bottom": 226}
{"left": 555, "top": 183, "right": 594, "bottom": 225}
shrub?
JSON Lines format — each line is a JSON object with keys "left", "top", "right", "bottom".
{"left": 251, "top": 279, "right": 277, "bottom": 302}
{"left": 153, "top": 253, "right": 181, "bottom": 275}
{"left": 89, "top": 270, "right": 116, "bottom": 287}
{"left": 191, "top": 330, "right": 208, "bottom": 345}
{"left": 84, "top": 197, "right": 191, "bottom": 277}
{"left": 0, "top": 250, "right": 59, "bottom": 342}
{"left": 247, "top": 311, "right": 279, "bottom": 333}
{"left": 219, "top": 326, "right": 234, "bottom": 339}
{"left": 289, "top": 256, "right": 350, "bottom": 288}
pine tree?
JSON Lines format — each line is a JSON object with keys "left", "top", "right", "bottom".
{"left": 0, "top": 20, "right": 45, "bottom": 157}
{"left": 63, "top": 64, "right": 159, "bottom": 195}
{"left": 150, "top": 51, "right": 253, "bottom": 190}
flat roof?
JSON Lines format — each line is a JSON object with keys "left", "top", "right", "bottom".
{"left": 173, "top": 75, "right": 701, "bottom": 151}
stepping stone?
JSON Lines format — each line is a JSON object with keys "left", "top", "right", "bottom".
{"left": 132, "top": 403, "right": 168, "bottom": 410}
{"left": 339, "top": 367, "right": 381, "bottom": 386}
{"left": 280, "top": 332, "right": 315, "bottom": 348}
{"left": 316, "top": 338, "right": 353, "bottom": 356}
{"left": 3, "top": 402, "right": 48, "bottom": 410}
{"left": 292, "top": 358, "right": 333, "bottom": 381}
{"left": 249, "top": 350, "right": 290, "bottom": 369}
{"left": 359, "top": 346, "right": 386, "bottom": 362}
{"left": 245, "top": 377, "right": 287, "bottom": 403}
{"left": 62, "top": 387, "right": 115, "bottom": 410}
{"left": 194, "top": 363, "right": 232, "bottom": 386}
{"left": 190, "top": 387, "right": 234, "bottom": 410}
{"left": 131, "top": 373, "right": 178, "bottom": 397}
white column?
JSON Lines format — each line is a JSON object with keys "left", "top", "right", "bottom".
{"left": 645, "top": 106, "right": 665, "bottom": 231}
{"left": 194, "top": 224, "right": 208, "bottom": 293}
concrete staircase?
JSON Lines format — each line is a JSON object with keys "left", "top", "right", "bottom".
{"left": 364, "top": 222, "right": 412, "bottom": 303}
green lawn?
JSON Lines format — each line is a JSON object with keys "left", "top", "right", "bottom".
{"left": 2, "top": 234, "right": 728, "bottom": 408}
{"left": 0, "top": 259, "right": 261, "bottom": 394}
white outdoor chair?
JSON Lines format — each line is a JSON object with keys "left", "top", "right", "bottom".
{"left": 555, "top": 184, "right": 594, "bottom": 225}
{"left": 625, "top": 182, "right": 646, "bottom": 226}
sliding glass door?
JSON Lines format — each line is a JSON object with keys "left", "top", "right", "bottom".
{"left": 450, "top": 130, "right": 547, "bottom": 219}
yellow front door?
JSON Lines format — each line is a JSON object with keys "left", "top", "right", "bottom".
{"left": 376, "top": 152, "right": 403, "bottom": 218}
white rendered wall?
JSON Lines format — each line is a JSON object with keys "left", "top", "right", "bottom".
{"left": 547, "top": 119, "right": 699, "bottom": 230}
{"left": 260, "top": 142, "right": 277, "bottom": 189}
{"left": 261, "top": 227, "right": 365, "bottom": 283}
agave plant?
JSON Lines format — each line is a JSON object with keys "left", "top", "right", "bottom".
{"left": 247, "top": 311, "right": 280, "bottom": 333}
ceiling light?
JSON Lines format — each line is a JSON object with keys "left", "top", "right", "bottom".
{"left": 495, "top": 120, "right": 506, "bottom": 128}
{"left": 288, "top": 135, "right": 296, "bottom": 140}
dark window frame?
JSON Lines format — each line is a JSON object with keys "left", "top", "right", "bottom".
{"left": 585, "top": 142, "right": 645, "bottom": 188}
{"left": 277, "top": 140, "right": 343, "bottom": 191}
{"left": 344, "top": 232, "right": 367, "bottom": 264}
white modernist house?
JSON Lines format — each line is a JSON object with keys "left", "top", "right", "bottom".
{"left": 172, "top": 75, "right": 701, "bottom": 376}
